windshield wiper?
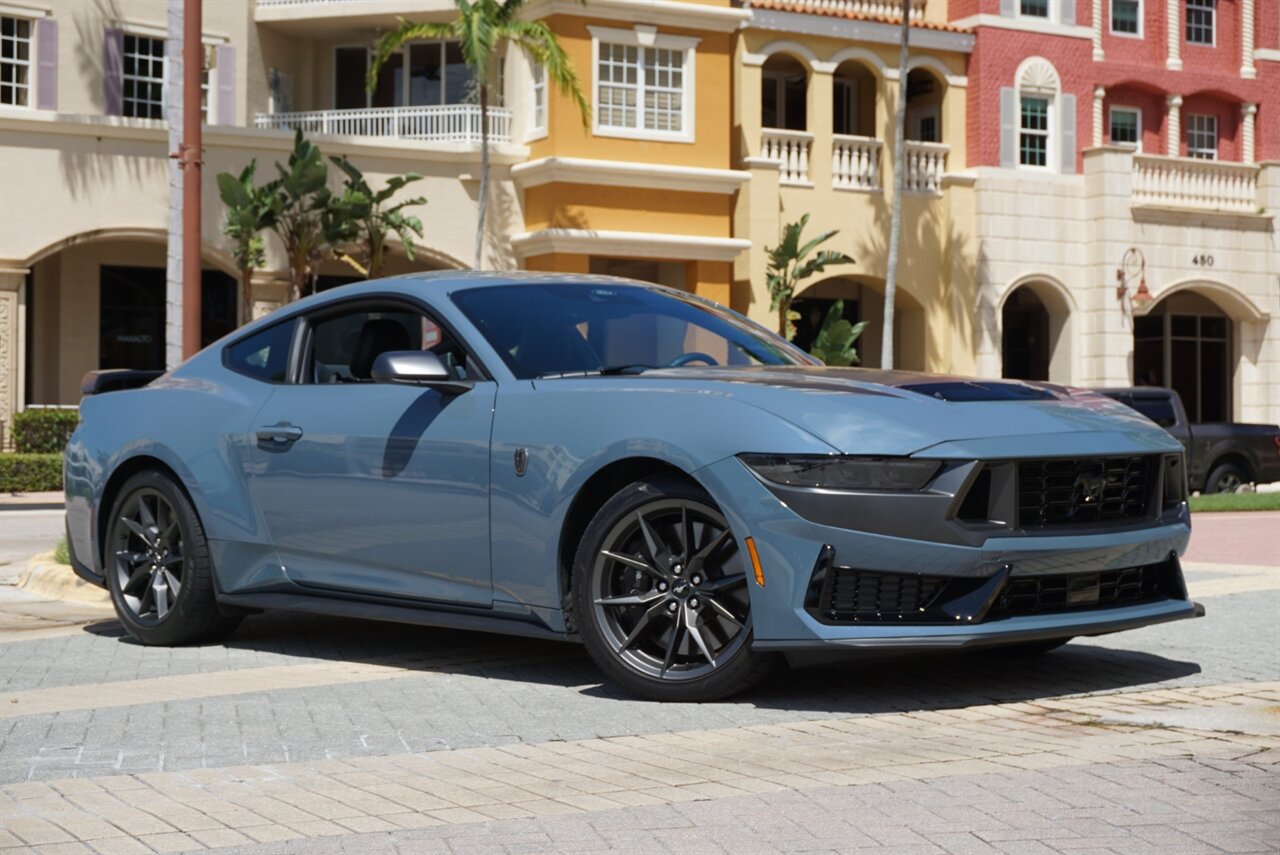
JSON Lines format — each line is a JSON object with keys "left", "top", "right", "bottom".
{"left": 537, "top": 364, "right": 655, "bottom": 379}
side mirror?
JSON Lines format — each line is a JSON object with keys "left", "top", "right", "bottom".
{"left": 370, "top": 350, "right": 474, "bottom": 395}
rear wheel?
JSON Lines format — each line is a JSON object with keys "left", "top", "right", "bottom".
{"left": 573, "top": 475, "right": 774, "bottom": 701}
{"left": 105, "top": 470, "right": 241, "bottom": 645}
{"left": 1204, "top": 461, "right": 1249, "bottom": 494}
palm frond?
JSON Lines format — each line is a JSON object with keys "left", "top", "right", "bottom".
{"left": 368, "top": 19, "right": 457, "bottom": 92}
{"left": 502, "top": 19, "right": 591, "bottom": 125}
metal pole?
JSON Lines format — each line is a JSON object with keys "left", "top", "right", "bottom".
{"left": 165, "top": 0, "right": 183, "bottom": 370}
{"left": 180, "top": 0, "right": 202, "bottom": 359}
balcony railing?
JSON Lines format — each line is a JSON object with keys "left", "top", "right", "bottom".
{"left": 832, "top": 134, "right": 881, "bottom": 191}
{"left": 1131, "top": 154, "right": 1259, "bottom": 213}
{"left": 253, "top": 104, "right": 512, "bottom": 144}
{"left": 760, "top": 128, "right": 814, "bottom": 186}
{"left": 903, "top": 141, "right": 948, "bottom": 195}
{"left": 749, "top": 0, "right": 926, "bottom": 19}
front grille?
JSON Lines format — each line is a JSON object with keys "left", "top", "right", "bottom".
{"left": 1017, "top": 456, "right": 1153, "bottom": 527}
{"left": 817, "top": 567, "right": 950, "bottom": 622}
{"left": 988, "top": 562, "right": 1176, "bottom": 619}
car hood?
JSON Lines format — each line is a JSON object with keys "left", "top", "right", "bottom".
{"left": 599, "top": 366, "right": 1183, "bottom": 458}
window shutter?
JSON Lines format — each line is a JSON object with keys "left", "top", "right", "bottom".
{"left": 1060, "top": 0, "right": 1076, "bottom": 26}
{"left": 1000, "top": 0, "right": 1016, "bottom": 16}
{"left": 35, "top": 18, "right": 57, "bottom": 111}
{"left": 1000, "top": 86, "right": 1017, "bottom": 167}
{"left": 1060, "top": 92, "right": 1077, "bottom": 174}
{"left": 215, "top": 45, "right": 235, "bottom": 125}
{"left": 103, "top": 28, "right": 123, "bottom": 115}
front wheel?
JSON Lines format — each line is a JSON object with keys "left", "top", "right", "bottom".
{"left": 104, "top": 470, "right": 241, "bottom": 645}
{"left": 572, "top": 475, "right": 775, "bottom": 701}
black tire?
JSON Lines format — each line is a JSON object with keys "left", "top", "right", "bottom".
{"left": 572, "top": 474, "right": 776, "bottom": 701}
{"left": 1204, "top": 461, "right": 1249, "bottom": 495}
{"left": 104, "top": 470, "right": 242, "bottom": 645}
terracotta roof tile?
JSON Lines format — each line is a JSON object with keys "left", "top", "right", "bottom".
{"left": 746, "top": 1, "right": 972, "bottom": 33}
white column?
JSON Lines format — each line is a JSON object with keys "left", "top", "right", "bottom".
{"left": 0, "top": 266, "right": 28, "bottom": 446}
{"left": 1241, "top": 0, "right": 1256, "bottom": 79}
{"left": 1092, "top": 86, "right": 1106, "bottom": 147}
{"left": 1242, "top": 103, "right": 1257, "bottom": 164}
{"left": 1166, "top": 0, "right": 1182, "bottom": 70}
{"left": 1166, "top": 94, "right": 1182, "bottom": 157}
{"left": 1092, "top": 0, "right": 1104, "bottom": 61}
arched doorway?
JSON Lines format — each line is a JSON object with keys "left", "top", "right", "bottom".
{"left": 1134, "top": 291, "right": 1232, "bottom": 423}
{"left": 832, "top": 60, "right": 876, "bottom": 138}
{"left": 905, "top": 67, "right": 943, "bottom": 142}
{"left": 761, "top": 54, "right": 808, "bottom": 131}
{"left": 999, "top": 280, "right": 1073, "bottom": 384}
{"left": 1002, "top": 287, "right": 1050, "bottom": 381}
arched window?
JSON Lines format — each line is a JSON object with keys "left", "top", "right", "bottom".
{"left": 1001, "top": 58, "right": 1075, "bottom": 174}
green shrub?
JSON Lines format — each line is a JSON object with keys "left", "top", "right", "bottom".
{"left": 0, "top": 453, "right": 63, "bottom": 492}
{"left": 12, "top": 409, "right": 79, "bottom": 453}
{"left": 54, "top": 537, "right": 70, "bottom": 565}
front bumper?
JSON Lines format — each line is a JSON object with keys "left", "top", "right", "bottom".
{"left": 695, "top": 456, "right": 1201, "bottom": 647}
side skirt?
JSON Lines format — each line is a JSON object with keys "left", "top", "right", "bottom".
{"left": 216, "top": 590, "right": 576, "bottom": 643}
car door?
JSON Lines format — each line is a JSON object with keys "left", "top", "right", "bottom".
{"left": 247, "top": 298, "right": 495, "bottom": 607}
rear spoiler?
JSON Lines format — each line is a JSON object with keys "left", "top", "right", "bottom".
{"left": 80, "top": 369, "right": 165, "bottom": 396}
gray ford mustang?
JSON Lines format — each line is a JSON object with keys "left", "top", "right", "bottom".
{"left": 64, "top": 273, "right": 1203, "bottom": 700}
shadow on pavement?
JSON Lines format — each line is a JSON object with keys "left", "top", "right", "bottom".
{"left": 85, "top": 608, "right": 1202, "bottom": 714}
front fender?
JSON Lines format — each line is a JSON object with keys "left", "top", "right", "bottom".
{"left": 488, "top": 381, "right": 837, "bottom": 613}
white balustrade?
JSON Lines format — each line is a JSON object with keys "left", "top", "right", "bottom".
{"left": 902, "top": 141, "right": 948, "bottom": 195}
{"left": 749, "top": 0, "right": 926, "bottom": 18}
{"left": 831, "top": 134, "right": 882, "bottom": 191}
{"left": 1132, "top": 154, "right": 1259, "bottom": 213}
{"left": 760, "top": 129, "right": 815, "bottom": 186}
{"left": 253, "top": 105, "right": 512, "bottom": 144}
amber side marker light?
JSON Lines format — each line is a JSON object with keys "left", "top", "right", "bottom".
{"left": 744, "top": 537, "right": 765, "bottom": 587}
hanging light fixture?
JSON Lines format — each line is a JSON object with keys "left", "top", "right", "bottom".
{"left": 1116, "top": 248, "right": 1152, "bottom": 311}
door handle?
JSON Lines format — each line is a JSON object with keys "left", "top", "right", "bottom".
{"left": 257, "top": 423, "right": 304, "bottom": 446}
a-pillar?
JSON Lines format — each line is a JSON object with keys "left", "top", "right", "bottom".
{"left": 1241, "top": 103, "right": 1257, "bottom": 164}
{"left": 1165, "top": 94, "right": 1182, "bottom": 157}
{"left": 0, "top": 264, "right": 28, "bottom": 447}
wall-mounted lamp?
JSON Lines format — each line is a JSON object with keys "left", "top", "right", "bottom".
{"left": 1115, "top": 247, "right": 1152, "bottom": 312}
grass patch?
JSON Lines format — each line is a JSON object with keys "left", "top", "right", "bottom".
{"left": 1189, "top": 491, "right": 1280, "bottom": 513}
{"left": 53, "top": 537, "right": 70, "bottom": 565}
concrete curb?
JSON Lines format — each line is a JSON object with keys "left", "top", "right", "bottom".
{"left": 0, "top": 491, "right": 65, "bottom": 511}
{"left": 18, "top": 551, "right": 111, "bottom": 606}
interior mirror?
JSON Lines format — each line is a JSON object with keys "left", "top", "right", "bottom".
{"left": 370, "top": 350, "right": 473, "bottom": 394}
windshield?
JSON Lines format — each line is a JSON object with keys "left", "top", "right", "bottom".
{"left": 451, "top": 283, "right": 816, "bottom": 380}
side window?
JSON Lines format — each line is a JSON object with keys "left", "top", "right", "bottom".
{"left": 1130, "top": 395, "right": 1177, "bottom": 428}
{"left": 224, "top": 319, "right": 295, "bottom": 383}
{"left": 302, "top": 304, "right": 470, "bottom": 384}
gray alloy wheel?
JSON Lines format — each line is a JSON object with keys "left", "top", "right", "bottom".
{"left": 574, "top": 475, "right": 774, "bottom": 701}
{"left": 109, "top": 487, "right": 186, "bottom": 624}
{"left": 104, "top": 470, "right": 242, "bottom": 646}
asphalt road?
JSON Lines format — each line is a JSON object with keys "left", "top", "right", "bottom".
{"left": 0, "top": 510, "right": 65, "bottom": 584}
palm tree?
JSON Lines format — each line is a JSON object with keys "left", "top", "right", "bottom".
{"left": 765, "top": 214, "right": 854, "bottom": 342}
{"left": 369, "top": 1, "right": 590, "bottom": 269}
{"left": 881, "top": 0, "right": 912, "bottom": 368}
{"left": 216, "top": 160, "right": 272, "bottom": 325}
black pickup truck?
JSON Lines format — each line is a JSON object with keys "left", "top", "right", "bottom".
{"left": 1097, "top": 387, "right": 1280, "bottom": 493}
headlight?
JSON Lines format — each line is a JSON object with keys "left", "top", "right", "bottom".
{"left": 739, "top": 454, "right": 941, "bottom": 492}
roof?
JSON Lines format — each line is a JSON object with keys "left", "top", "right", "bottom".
{"left": 746, "top": 0, "right": 972, "bottom": 33}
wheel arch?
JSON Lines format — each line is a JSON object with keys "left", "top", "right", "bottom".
{"left": 96, "top": 455, "right": 194, "bottom": 567}
{"left": 556, "top": 456, "right": 703, "bottom": 612}
{"left": 1205, "top": 452, "right": 1253, "bottom": 487}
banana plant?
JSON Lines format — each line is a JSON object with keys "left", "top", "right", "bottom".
{"left": 216, "top": 160, "right": 273, "bottom": 325}
{"left": 328, "top": 157, "right": 426, "bottom": 280}
{"left": 809, "top": 300, "right": 869, "bottom": 366}
{"left": 262, "top": 129, "right": 334, "bottom": 301}
{"left": 765, "top": 214, "right": 855, "bottom": 341}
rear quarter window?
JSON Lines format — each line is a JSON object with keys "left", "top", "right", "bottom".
{"left": 224, "top": 319, "right": 295, "bottom": 383}
{"left": 1129, "top": 395, "right": 1177, "bottom": 428}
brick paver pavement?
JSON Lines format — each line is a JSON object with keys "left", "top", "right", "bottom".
{"left": 0, "top": 512, "right": 1276, "bottom": 854}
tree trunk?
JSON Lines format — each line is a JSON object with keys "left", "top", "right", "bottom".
{"left": 474, "top": 83, "right": 490, "bottom": 270}
{"left": 240, "top": 266, "right": 253, "bottom": 326}
{"left": 881, "top": 0, "right": 911, "bottom": 370}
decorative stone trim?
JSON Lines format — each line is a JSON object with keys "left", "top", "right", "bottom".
{"left": 510, "top": 229, "right": 751, "bottom": 263}
{"left": 1166, "top": 0, "right": 1181, "bottom": 70}
{"left": 1240, "top": 0, "right": 1255, "bottom": 79}
{"left": 511, "top": 157, "right": 750, "bottom": 194}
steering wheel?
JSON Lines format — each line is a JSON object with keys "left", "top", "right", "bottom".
{"left": 665, "top": 352, "right": 719, "bottom": 368}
